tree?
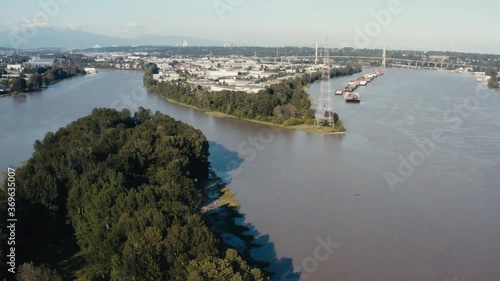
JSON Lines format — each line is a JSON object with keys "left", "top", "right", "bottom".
{"left": 16, "top": 263, "right": 62, "bottom": 281}
{"left": 485, "top": 68, "right": 497, "bottom": 78}
{"left": 1, "top": 108, "right": 266, "bottom": 280}
{"left": 186, "top": 249, "right": 267, "bottom": 281}
{"left": 333, "top": 112, "right": 339, "bottom": 124}
{"left": 489, "top": 78, "right": 499, "bottom": 89}
{"left": 146, "top": 64, "right": 159, "bottom": 75}
{"left": 10, "top": 77, "right": 27, "bottom": 92}
{"left": 144, "top": 65, "right": 357, "bottom": 128}
{"left": 486, "top": 68, "right": 499, "bottom": 88}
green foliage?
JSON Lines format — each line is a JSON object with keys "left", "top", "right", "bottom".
{"left": 0, "top": 108, "right": 266, "bottom": 280}
{"left": 186, "top": 249, "right": 267, "bottom": 281}
{"left": 486, "top": 68, "right": 499, "bottom": 89}
{"left": 315, "top": 111, "right": 343, "bottom": 130}
{"left": 489, "top": 79, "right": 499, "bottom": 89}
{"left": 335, "top": 120, "right": 346, "bottom": 132}
{"left": 319, "top": 119, "right": 331, "bottom": 127}
{"left": 146, "top": 63, "right": 160, "bottom": 75}
{"left": 332, "top": 112, "right": 340, "bottom": 125}
{"left": 282, "top": 118, "right": 304, "bottom": 127}
{"left": 28, "top": 74, "right": 44, "bottom": 89}
{"left": 9, "top": 66, "right": 86, "bottom": 92}
{"left": 10, "top": 77, "right": 27, "bottom": 92}
{"left": 485, "top": 68, "right": 497, "bottom": 78}
{"left": 16, "top": 263, "right": 63, "bottom": 281}
{"left": 304, "top": 118, "right": 315, "bottom": 125}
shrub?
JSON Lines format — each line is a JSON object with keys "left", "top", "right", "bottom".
{"left": 283, "top": 118, "right": 304, "bottom": 127}
{"left": 304, "top": 118, "right": 315, "bottom": 125}
{"left": 335, "top": 120, "right": 346, "bottom": 132}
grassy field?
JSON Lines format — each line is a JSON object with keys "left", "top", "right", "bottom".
{"left": 219, "top": 186, "right": 241, "bottom": 208}
{"left": 205, "top": 111, "right": 234, "bottom": 118}
{"left": 289, "top": 124, "right": 347, "bottom": 134}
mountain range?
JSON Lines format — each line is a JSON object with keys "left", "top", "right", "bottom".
{"left": 0, "top": 28, "right": 223, "bottom": 49}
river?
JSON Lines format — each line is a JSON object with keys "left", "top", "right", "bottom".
{"left": 0, "top": 69, "right": 499, "bottom": 281}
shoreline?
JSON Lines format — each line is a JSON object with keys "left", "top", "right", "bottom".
{"left": 0, "top": 74, "right": 85, "bottom": 99}
{"left": 159, "top": 96, "right": 347, "bottom": 135}
{"left": 201, "top": 172, "right": 271, "bottom": 274}
{"left": 0, "top": 91, "right": 26, "bottom": 98}
{"left": 95, "top": 67, "right": 143, "bottom": 72}
{"left": 143, "top": 65, "right": 361, "bottom": 135}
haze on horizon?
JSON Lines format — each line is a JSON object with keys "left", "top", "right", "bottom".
{"left": 1, "top": 0, "right": 499, "bottom": 54}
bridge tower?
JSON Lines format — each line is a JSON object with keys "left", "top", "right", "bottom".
{"left": 315, "top": 42, "right": 319, "bottom": 65}
{"left": 382, "top": 44, "right": 387, "bottom": 67}
{"left": 315, "top": 39, "right": 334, "bottom": 128}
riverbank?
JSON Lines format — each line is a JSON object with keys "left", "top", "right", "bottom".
{"left": 206, "top": 110, "right": 346, "bottom": 134}
{"left": 0, "top": 74, "right": 86, "bottom": 99}
{"left": 2, "top": 68, "right": 499, "bottom": 281}
{"left": 160, "top": 96, "right": 347, "bottom": 135}
{"left": 144, "top": 65, "right": 360, "bottom": 135}
{"left": 0, "top": 91, "right": 27, "bottom": 98}
{"left": 95, "top": 67, "right": 143, "bottom": 72}
{"left": 202, "top": 172, "right": 271, "bottom": 275}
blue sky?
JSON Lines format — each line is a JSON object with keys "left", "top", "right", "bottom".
{"left": 1, "top": 0, "right": 499, "bottom": 53}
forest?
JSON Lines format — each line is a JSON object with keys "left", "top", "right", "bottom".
{"left": 0, "top": 108, "right": 267, "bottom": 280}
{"left": 0, "top": 65, "right": 86, "bottom": 95}
{"left": 144, "top": 65, "right": 361, "bottom": 126}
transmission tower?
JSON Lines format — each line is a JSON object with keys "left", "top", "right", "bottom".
{"left": 315, "top": 39, "right": 334, "bottom": 128}
{"left": 382, "top": 44, "right": 387, "bottom": 67}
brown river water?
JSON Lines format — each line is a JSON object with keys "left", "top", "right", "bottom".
{"left": 0, "top": 69, "right": 499, "bottom": 281}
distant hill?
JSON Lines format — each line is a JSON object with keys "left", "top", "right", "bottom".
{"left": 0, "top": 28, "right": 223, "bottom": 49}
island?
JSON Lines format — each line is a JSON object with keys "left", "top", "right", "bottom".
{"left": 0, "top": 108, "right": 269, "bottom": 280}
{"left": 144, "top": 63, "right": 362, "bottom": 134}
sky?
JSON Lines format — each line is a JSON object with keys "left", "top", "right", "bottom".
{"left": 1, "top": 0, "right": 499, "bottom": 53}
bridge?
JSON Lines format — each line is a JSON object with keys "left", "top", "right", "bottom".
{"left": 259, "top": 55, "right": 480, "bottom": 69}
{"left": 257, "top": 45, "right": 481, "bottom": 69}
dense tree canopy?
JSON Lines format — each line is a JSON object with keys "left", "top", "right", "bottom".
{"left": 16, "top": 263, "right": 63, "bottom": 281}
{"left": 4, "top": 66, "right": 86, "bottom": 93}
{"left": 0, "top": 108, "right": 266, "bottom": 280}
{"left": 30, "top": 66, "right": 86, "bottom": 89}
{"left": 9, "top": 77, "right": 27, "bottom": 92}
{"left": 486, "top": 68, "right": 499, "bottom": 88}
